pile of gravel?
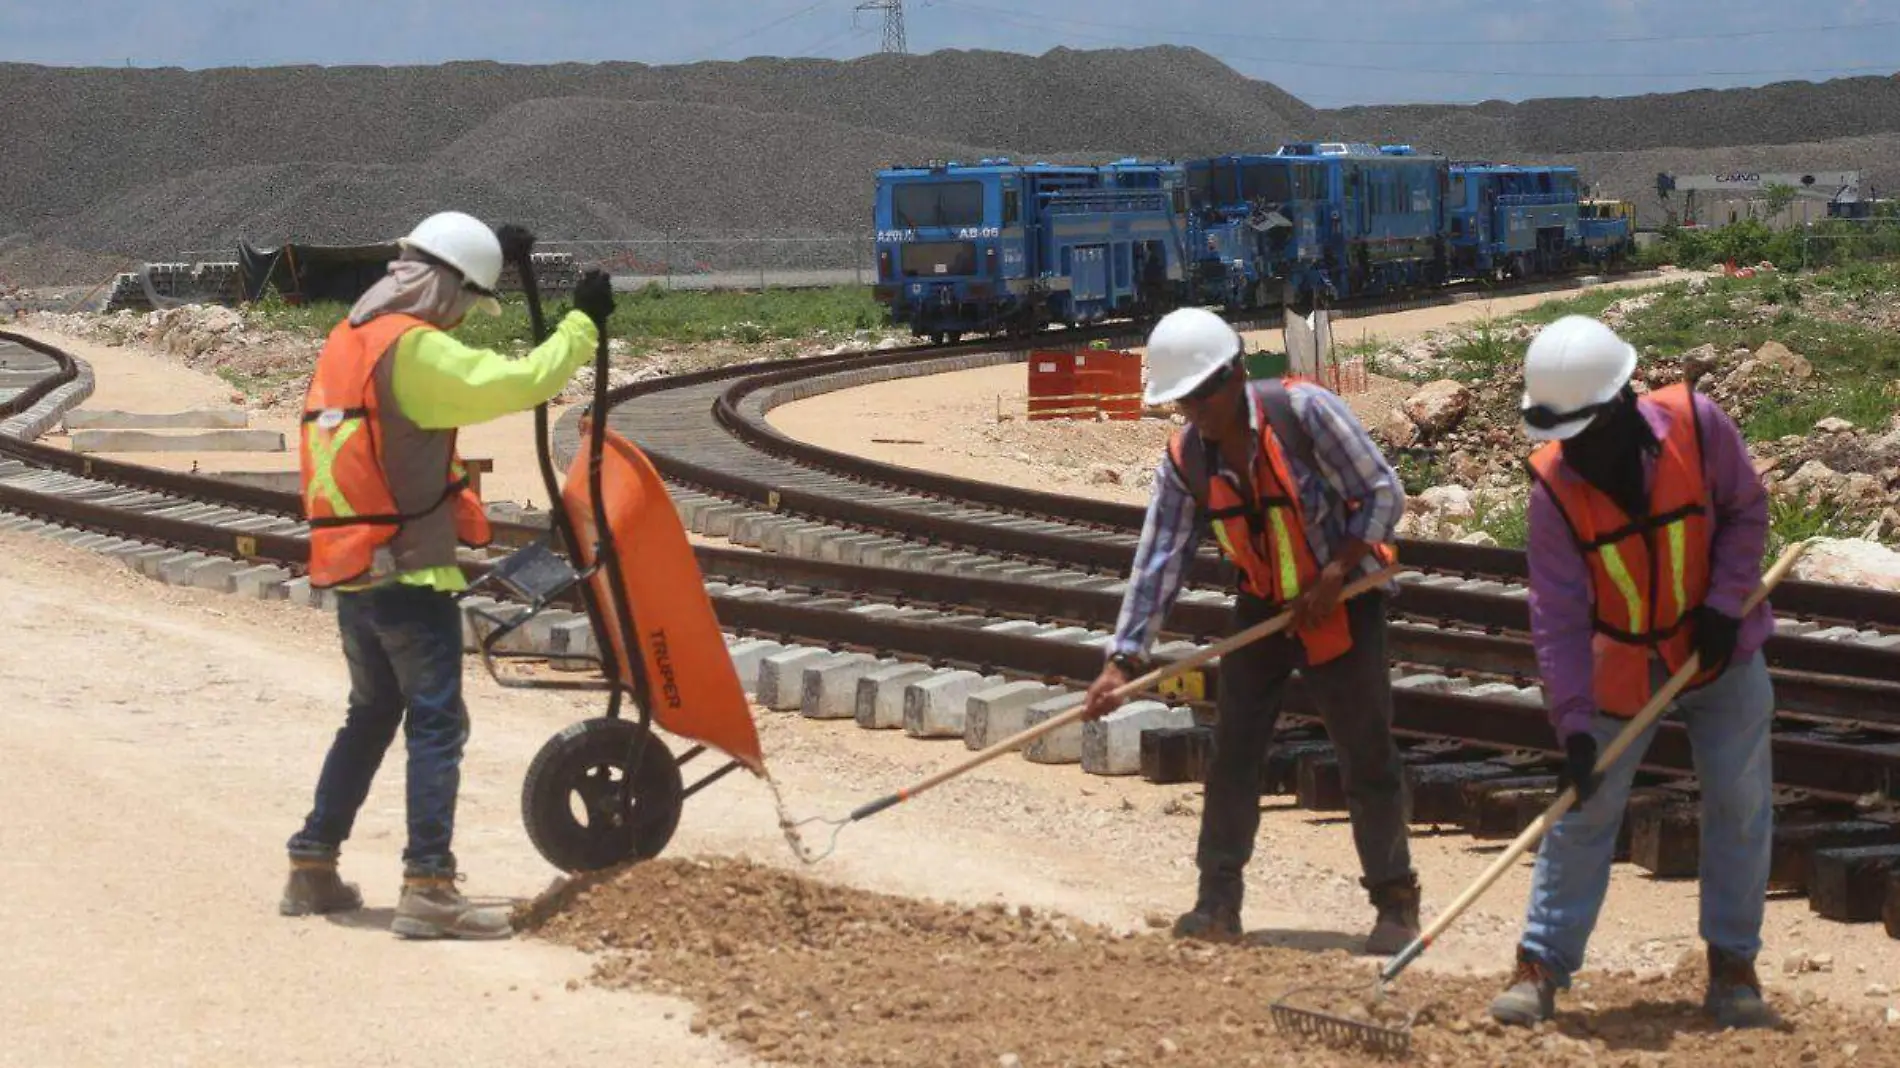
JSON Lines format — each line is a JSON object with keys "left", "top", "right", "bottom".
{"left": 1325, "top": 74, "right": 1900, "bottom": 156}
{"left": 430, "top": 97, "right": 998, "bottom": 236}
{"left": 2, "top": 46, "right": 1895, "bottom": 283}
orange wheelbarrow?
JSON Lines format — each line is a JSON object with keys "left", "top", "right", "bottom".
{"left": 457, "top": 240, "right": 765, "bottom": 873}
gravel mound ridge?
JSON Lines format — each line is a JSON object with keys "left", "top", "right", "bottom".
{"left": 3, "top": 47, "right": 1895, "bottom": 281}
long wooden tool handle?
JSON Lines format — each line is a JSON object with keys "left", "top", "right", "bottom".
{"left": 846, "top": 563, "right": 1409, "bottom": 822}
{"left": 1380, "top": 538, "right": 1810, "bottom": 982}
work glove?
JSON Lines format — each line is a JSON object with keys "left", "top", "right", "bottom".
{"left": 572, "top": 268, "right": 614, "bottom": 331}
{"left": 495, "top": 223, "right": 536, "bottom": 265}
{"left": 1557, "top": 731, "right": 1601, "bottom": 805}
{"left": 1691, "top": 604, "right": 1740, "bottom": 675}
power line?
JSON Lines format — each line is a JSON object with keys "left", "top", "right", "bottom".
{"left": 696, "top": 0, "right": 838, "bottom": 60}
{"left": 935, "top": 1, "right": 1900, "bottom": 49}
{"left": 854, "top": 0, "right": 907, "bottom": 54}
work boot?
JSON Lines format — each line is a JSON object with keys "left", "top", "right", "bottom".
{"left": 1490, "top": 947, "right": 1560, "bottom": 1026}
{"left": 1704, "top": 945, "right": 1781, "bottom": 1030}
{"left": 390, "top": 867, "right": 513, "bottom": 941}
{"left": 279, "top": 852, "right": 363, "bottom": 917}
{"left": 1363, "top": 874, "right": 1421, "bottom": 956}
{"left": 1172, "top": 875, "right": 1243, "bottom": 942}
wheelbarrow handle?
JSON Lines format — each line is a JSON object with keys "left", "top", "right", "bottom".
{"left": 846, "top": 563, "right": 1409, "bottom": 823}
{"left": 1379, "top": 538, "right": 1811, "bottom": 983}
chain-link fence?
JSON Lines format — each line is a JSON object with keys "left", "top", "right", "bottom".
{"left": 539, "top": 234, "right": 876, "bottom": 291}
{"left": 102, "top": 233, "right": 878, "bottom": 311}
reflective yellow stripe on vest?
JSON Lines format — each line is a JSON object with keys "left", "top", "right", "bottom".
{"left": 305, "top": 417, "right": 363, "bottom": 518}
{"left": 1268, "top": 507, "right": 1301, "bottom": 598}
{"left": 1597, "top": 542, "right": 1644, "bottom": 633}
{"left": 1665, "top": 519, "right": 1688, "bottom": 613}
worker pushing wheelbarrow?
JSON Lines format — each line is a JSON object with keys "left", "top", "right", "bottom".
{"left": 455, "top": 227, "right": 769, "bottom": 875}
{"left": 281, "top": 214, "right": 769, "bottom": 943}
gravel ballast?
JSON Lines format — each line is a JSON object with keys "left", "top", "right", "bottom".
{"left": 3, "top": 46, "right": 1894, "bottom": 282}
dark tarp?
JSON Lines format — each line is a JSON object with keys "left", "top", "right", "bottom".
{"left": 237, "top": 239, "right": 399, "bottom": 304}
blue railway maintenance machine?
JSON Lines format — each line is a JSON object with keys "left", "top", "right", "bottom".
{"left": 870, "top": 143, "right": 1636, "bottom": 340}
{"left": 872, "top": 158, "right": 1193, "bottom": 341}
{"left": 1186, "top": 142, "right": 1451, "bottom": 311}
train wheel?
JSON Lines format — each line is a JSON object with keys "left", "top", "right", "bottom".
{"left": 521, "top": 716, "right": 684, "bottom": 873}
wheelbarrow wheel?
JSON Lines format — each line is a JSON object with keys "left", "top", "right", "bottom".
{"left": 521, "top": 716, "right": 685, "bottom": 873}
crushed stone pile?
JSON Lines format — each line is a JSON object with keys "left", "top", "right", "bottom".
{"left": 5, "top": 48, "right": 1900, "bottom": 278}
{"left": 518, "top": 855, "right": 1900, "bottom": 1068}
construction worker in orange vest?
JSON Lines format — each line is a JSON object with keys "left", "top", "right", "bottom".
{"left": 1490, "top": 315, "right": 1779, "bottom": 1029}
{"left": 1081, "top": 307, "right": 1418, "bottom": 954}
{"left": 280, "top": 212, "right": 614, "bottom": 940}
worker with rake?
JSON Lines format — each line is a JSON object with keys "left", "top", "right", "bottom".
{"left": 1492, "top": 314, "right": 1780, "bottom": 1029}
{"left": 280, "top": 212, "right": 615, "bottom": 939}
{"left": 1082, "top": 306, "right": 1421, "bottom": 955}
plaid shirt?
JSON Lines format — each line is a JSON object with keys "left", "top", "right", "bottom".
{"left": 1109, "top": 379, "right": 1407, "bottom": 659}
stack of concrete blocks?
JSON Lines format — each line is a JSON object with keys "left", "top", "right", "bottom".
{"left": 963, "top": 680, "right": 1063, "bottom": 749}
{"left": 903, "top": 670, "right": 1005, "bottom": 739}
{"left": 1022, "top": 690, "right": 1088, "bottom": 764}
{"left": 64, "top": 407, "right": 281, "bottom": 455}
{"left": 1081, "top": 700, "right": 1196, "bottom": 775}
{"left": 799, "top": 653, "right": 895, "bottom": 720}
{"left": 855, "top": 663, "right": 935, "bottom": 729}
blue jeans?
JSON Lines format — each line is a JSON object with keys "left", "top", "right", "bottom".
{"left": 287, "top": 584, "right": 469, "bottom": 875}
{"left": 1519, "top": 650, "right": 1775, "bottom": 986}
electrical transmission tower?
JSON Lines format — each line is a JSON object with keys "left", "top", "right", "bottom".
{"left": 855, "top": 0, "right": 907, "bottom": 54}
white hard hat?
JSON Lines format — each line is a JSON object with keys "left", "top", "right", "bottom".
{"left": 1143, "top": 307, "right": 1242, "bottom": 405}
{"left": 1519, "top": 315, "right": 1638, "bottom": 441}
{"left": 398, "top": 211, "right": 503, "bottom": 296}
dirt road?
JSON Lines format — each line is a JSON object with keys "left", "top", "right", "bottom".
{"left": 4, "top": 323, "right": 569, "bottom": 509}
{"left": 3, "top": 528, "right": 1898, "bottom": 1067}
{"left": 767, "top": 275, "right": 1686, "bottom": 501}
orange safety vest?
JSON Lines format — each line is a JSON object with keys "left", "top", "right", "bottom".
{"left": 1526, "top": 382, "right": 1717, "bottom": 716}
{"left": 1167, "top": 382, "right": 1397, "bottom": 666}
{"left": 299, "top": 312, "right": 492, "bottom": 588}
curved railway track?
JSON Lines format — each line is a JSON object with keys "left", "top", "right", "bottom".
{"left": 7, "top": 318, "right": 1900, "bottom": 934}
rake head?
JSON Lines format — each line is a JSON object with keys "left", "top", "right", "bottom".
{"left": 1268, "top": 982, "right": 1418, "bottom": 1059}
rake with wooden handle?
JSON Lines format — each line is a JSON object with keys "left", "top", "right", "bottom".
{"left": 1267, "top": 538, "right": 1811, "bottom": 1059}
{"left": 780, "top": 563, "right": 1409, "bottom": 863}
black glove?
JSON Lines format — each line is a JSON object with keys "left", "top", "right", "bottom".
{"left": 1558, "top": 732, "right": 1600, "bottom": 805}
{"left": 495, "top": 224, "right": 536, "bottom": 265}
{"left": 1691, "top": 604, "right": 1740, "bottom": 674}
{"left": 572, "top": 269, "right": 614, "bottom": 330}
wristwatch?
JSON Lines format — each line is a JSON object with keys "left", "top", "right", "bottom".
{"left": 1108, "top": 652, "right": 1144, "bottom": 677}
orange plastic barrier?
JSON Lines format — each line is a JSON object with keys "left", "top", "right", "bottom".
{"left": 1028, "top": 348, "right": 1143, "bottom": 421}
{"left": 1027, "top": 351, "right": 1090, "bottom": 420}
{"left": 561, "top": 417, "right": 765, "bottom": 774}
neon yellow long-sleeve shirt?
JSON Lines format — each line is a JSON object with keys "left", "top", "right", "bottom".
{"left": 338, "top": 309, "right": 599, "bottom": 593}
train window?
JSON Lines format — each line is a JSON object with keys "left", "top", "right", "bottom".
{"left": 1186, "top": 166, "right": 1215, "bottom": 208}
{"left": 1449, "top": 176, "right": 1466, "bottom": 205}
{"left": 1003, "top": 190, "right": 1020, "bottom": 226}
{"left": 899, "top": 241, "right": 978, "bottom": 277}
{"left": 1241, "top": 164, "right": 1292, "bottom": 203}
{"left": 891, "top": 181, "right": 987, "bottom": 228}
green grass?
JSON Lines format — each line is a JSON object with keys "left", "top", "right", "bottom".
{"left": 1767, "top": 494, "right": 1858, "bottom": 558}
{"left": 1439, "top": 317, "right": 1517, "bottom": 384}
{"left": 1468, "top": 491, "right": 1530, "bottom": 549}
{"left": 243, "top": 284, "right": 890, "bottom": 356}
{"left": 1396, "top": 265, "right": 1900, "bottom": 440}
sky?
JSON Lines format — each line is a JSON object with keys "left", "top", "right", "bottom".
{"left": 2, "top": 0, "right": 1897, "bottom": 107}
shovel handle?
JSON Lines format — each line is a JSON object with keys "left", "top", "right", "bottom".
{"left": 1380, "top": 538, "right": 1810, "bottom": 983}
{"left": 846, "top": 563, "right": 1408, "bottom": 823}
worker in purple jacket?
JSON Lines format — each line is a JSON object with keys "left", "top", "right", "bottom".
{"left": 1489, "top": 314, "right": 1780, "bottom": 1030}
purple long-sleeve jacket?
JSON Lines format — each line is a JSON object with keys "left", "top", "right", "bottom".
{"left": 1526, "top": 390, "right": 1774, "bottom": 742}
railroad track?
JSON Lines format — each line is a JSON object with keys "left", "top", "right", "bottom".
{"left": 7, "top": 317, "right": 1900, "bottom": 937}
